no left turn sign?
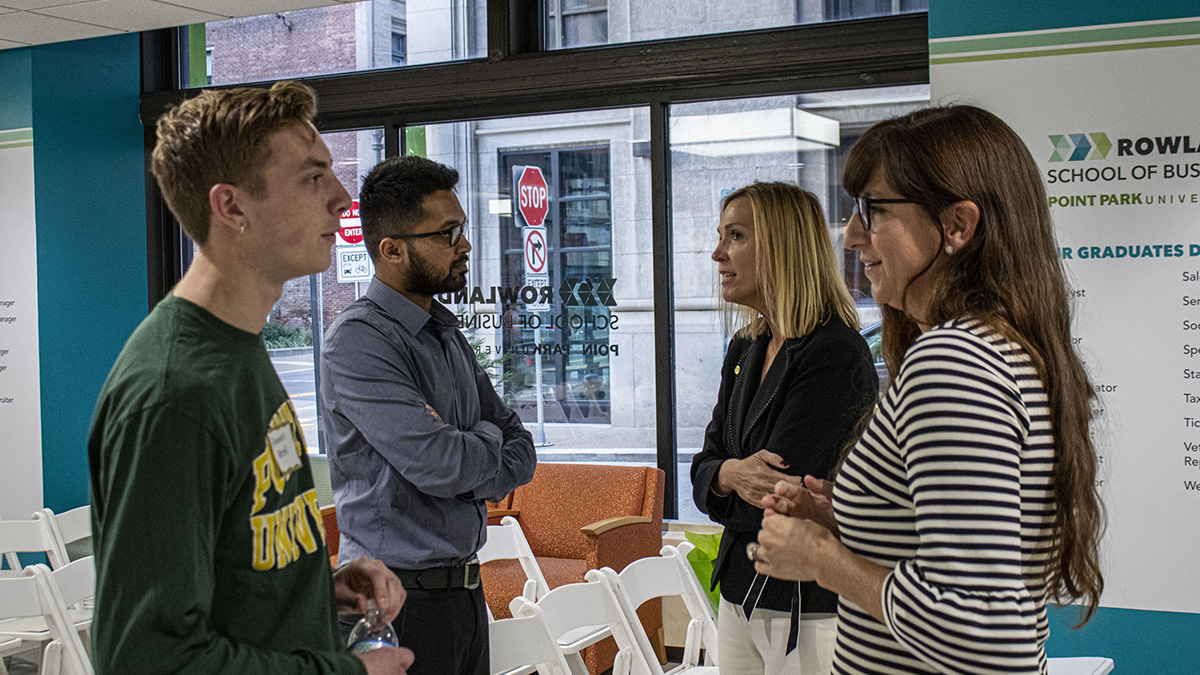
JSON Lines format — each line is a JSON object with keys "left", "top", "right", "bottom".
{"left": 524, "top": 227, "right": 547, "bottom": 275}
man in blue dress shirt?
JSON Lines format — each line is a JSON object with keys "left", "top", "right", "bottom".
{"left": 320, "top": 155, "right": 536, "bottom": 675}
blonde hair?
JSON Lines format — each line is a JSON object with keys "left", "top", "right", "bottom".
{"left": 150, "top": 80, "right": 318, "bottom": 244}
{"left": 722, "top": 182, "right": 859, "bottom": 338}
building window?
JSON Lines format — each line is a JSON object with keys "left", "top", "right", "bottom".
{"left": 205, "top": 46, "right": 213, "bottom": 85}
{"left": 823, "top": 0, "right": 928, "bottom": 21}
{"left": 499, "top": 146, "right": 613, "bottom": 425}
{"left": 391, "top": 23, "right": 407, "bottom": 66}
{"left": 547, "top": 0, "right": 608, "bottom": 48}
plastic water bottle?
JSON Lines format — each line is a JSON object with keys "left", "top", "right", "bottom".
{"left": 347, "top": 599, "right": 398, "bottom": 653}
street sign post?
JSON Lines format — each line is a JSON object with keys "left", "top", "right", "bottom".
{"left": 510, "top": 165, "right": 553, "bottom": 446}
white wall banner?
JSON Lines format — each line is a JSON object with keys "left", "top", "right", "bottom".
{"left": 932, "top": 19, "right": 1200, "bottom": 612}
{"left": 0, "top": 127, "right": 42, "bottom": 520}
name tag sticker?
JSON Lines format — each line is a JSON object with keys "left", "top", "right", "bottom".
{"left": 268, "top": 424, "right": 303, "bottom": 477}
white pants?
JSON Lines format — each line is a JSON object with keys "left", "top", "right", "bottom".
{"left": 717, "top": 597, "right": 836, "bottom": 675}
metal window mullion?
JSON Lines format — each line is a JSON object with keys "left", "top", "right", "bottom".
{"left": 649, "top": 101, "right": 677, "bottom": 520}
{"left": 388, "top": 123, "right": 402, "bottom": 158}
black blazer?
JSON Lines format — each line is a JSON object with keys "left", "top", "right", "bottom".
{"left": 690, "top": 316, "right": 877, "bottom": 614}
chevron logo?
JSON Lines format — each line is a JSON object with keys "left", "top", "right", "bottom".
{"left": 1049, "top": 133, "right": 1112, "bottom": 162}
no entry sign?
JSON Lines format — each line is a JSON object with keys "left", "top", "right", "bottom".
{"left": 337, "top": 200, "right": 363, "bottom": 245}
{"left": 515, "top": 166, "right": 548, "bottom": 228}
{"left": 524, "top": 227, "right": 547, "bottom": 275}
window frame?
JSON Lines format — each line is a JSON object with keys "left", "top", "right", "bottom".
{"left": 139, "top": 4, "right": 928, "bottom": 519}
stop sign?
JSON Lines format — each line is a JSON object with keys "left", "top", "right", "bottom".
{"left": 338, "top": 200, "right": 363, "bottom": 245}
{"left": 516, "top": 166, "right": 548, "bottom": 228}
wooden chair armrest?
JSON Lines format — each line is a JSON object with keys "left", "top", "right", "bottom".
{"left": 487, "top": 508, "right": 521, "bottom": 519}
{"left": 581, "top": 515, "right": 652, "bottom": 537}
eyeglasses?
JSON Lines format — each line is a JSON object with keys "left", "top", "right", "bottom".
{"left": 852, "top": 196, "right": 915, "bottom": 231}
{"left": 391, "top": 222, "right": 465, "bottom": 247}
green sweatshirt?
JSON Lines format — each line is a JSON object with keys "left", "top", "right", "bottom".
{"left": 87, "top": 294, "right": 366, "bottom": 675}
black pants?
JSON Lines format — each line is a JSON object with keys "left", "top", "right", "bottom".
{"left": 341, "top": 585, "right": 489, "bottom": 675}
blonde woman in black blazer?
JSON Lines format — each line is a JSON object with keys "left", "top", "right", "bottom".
{"left": 691, "top": 182, "right": 877, "bottom": 675}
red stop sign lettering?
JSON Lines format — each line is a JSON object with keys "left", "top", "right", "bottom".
{"left": 517, "top": 167, "right": 549, "bottom": 227}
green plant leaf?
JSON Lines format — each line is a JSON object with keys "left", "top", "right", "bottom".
{"left": 682, "top": 531, "right": 723, "bottom": 615}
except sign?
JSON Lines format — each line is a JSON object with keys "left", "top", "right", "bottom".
{"left": 337, "top": 200, "right": 363, "bottom": 245}
{"left": 525, "top": 274, "right": 550, "bottom": 312}
{"left": 516, "top": 166, "right": 548, "bottom": 228}
{"left": 336, "top": 245, "right": 374, "bottom": 283}
{"left": 523, "top": 227, "right": 547, "bottom": 275}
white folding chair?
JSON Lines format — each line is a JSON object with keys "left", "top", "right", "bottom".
{"left": 614, "top": 545, "right": 718, "bottom": 673}
{"left": 0, "top": 634, "right": 22, "bottom": 675}
{"left": 0, "top": 566, "right": 92, "bottom": 675}
{"left": 0, "top": 519, "right": 60, "bottom": 575}
{"left": 510, "top": 573, "right": 651, "bottom": 675}
{"left": 32, "top": 507, "right": 91, "bottom": 570}
{"left": 1047, "top": 657, "right": 1114, "bottom": 675}
{"left": 488, "top": 607, "right": 575, "bottom": 675}
{"left": 0, "top": 556, "right": 95, "bottom": 666}
{"left": 32, "top": 508, "right": 94, "bottom": 611}
{"left": 479, "top": 516, "right": 550, "bottom": 621}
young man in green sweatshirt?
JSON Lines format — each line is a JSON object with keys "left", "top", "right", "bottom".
{"left": 88, "top": 81, "right": 414, "bottom": 675}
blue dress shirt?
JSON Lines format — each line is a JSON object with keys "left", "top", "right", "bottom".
{"left": 320, "top": 278, "right": 536, "bottom": 569}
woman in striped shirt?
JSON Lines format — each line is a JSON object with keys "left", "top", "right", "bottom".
{"left": 750, "top": 105, "right": 1105, "bottom": 675}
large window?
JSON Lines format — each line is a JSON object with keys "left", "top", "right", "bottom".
{"left": 666, "top": 86, "right": 927, "bottom": 520}
{"left": 185, "top": 0, "right": 484, "bottom": 88}
{"left": 414, "top": 111, "right": 655, "bottom": 464}
{"left": 543, "top": 0, "right": 927, "bottom": 48}
{"left": 146, "top": 6, "right": 929, "bottom": 518}
{"left": 262, "top": 128, "right": 384, "bottom": 454}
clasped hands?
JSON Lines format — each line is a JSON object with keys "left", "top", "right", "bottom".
{"left": 750, "top": 474, "right": 841, "bottom": 584}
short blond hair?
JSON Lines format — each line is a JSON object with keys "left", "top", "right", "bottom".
{"left": 722, "top": 182, "right": 859, "bottom": 338}
{"left": 150, "top": 80, "right": 318, "bottom": 244}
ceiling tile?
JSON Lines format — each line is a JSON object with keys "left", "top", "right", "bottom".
{"left": 0, "top": 11, "right": 118, "bottom": 43}
{"left": 0, "top": 0, "right": 87, "bottom": 10}
{"left": 0, "top": 37, "right": 31, "bottom": 49}
{"left": 37, "top": 0, "right": 225, "bottom": 31}
{"left": 182, "top": 0, "right": 340, "bottom": 19}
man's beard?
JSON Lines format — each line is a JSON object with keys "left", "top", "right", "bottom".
{"left": 405, "top": 242, "right": 468, "bottom": 297}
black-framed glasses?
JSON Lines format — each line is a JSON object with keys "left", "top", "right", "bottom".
{"left": 852, "top": 196, "right": 915, "bottom": 231}
{"left": 391, "top": 222, "right": 465, "bottom": 247}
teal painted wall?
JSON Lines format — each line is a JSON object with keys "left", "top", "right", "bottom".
{"left": 1048, "top": 606, "right": 1195, "bottom": 673}
{"left": 929, "top": 0, "right": 1200, "bottom": 39}
{"left": 28, "top": 33, "right": 147, "bottom": 513}
{"left": 0, "top": 49, "right": 32, "bottom": 129}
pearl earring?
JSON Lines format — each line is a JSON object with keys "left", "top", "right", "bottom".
{"left": 945, "top": 244, "right": 954, "bottom": 254}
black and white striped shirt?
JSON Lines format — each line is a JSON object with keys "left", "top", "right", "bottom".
{"left": 832, "top": 317, "right": 1054, "bottom": 675}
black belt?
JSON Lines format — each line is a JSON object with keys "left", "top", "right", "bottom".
{"left": 390, "top": 561, "right": 481, "bottom": 591}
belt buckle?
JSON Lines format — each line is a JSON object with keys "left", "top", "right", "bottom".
{"left": 464, "top": 563, "right": 480, "bottom": 590}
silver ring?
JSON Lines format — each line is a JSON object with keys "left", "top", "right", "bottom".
{"left": 746, "top": 542, "right": 760, "bottom": 562}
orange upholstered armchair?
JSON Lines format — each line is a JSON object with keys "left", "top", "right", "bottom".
{"left": 483, "top": 463, "right": 666, "bottom": 673}
{"left": 321, "top": 505, "right": 339, "bottom": 568}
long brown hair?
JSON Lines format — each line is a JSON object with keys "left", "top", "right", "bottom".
{"left": 721, "top": 182, "right": 859, "bottom": 339}
{"left": 843, "top": 105, "right": 1104, "bottom": 623}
